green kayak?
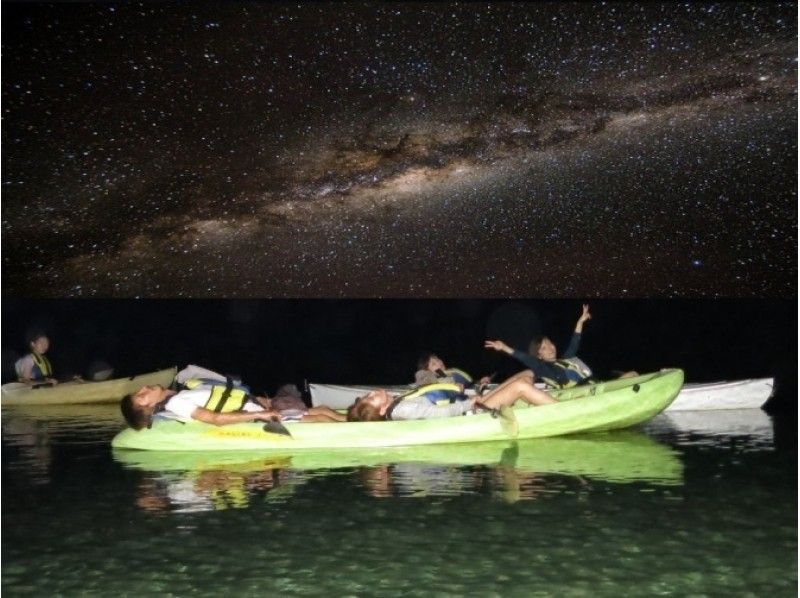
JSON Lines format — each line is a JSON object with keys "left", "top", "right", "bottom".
{"left": 111, "top": 369, "right": 683, "bottom": 451}
{"left": 113, "top": 430, "right": 682, "bottom": 486}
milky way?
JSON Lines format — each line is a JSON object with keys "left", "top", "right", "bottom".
{"left": 2, "top": 3, "right": 796, "bottom": 297}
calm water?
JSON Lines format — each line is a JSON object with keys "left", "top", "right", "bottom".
{"left": 2, "top": 404, "right": 796, "bottom": 596}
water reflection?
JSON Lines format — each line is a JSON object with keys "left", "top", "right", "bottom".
{"left": 2, "top": 404, "right": 122, "bottom": 485}
{"left": 2, "top": 403, "right": 123, "bottom": 432}
{"left": 645, "top": 408, "right": 775, "bottom": 449}
{"left": 132, "top": 461, "right": 299, "bottom": 514}
{"left": 1, "top": 405, "right": 782, "bottom": 507}
{"left": 2, "top": 405, "right": 792, "bottom": 597}
{"left": 112, "top": 431, "right": 684, "bottom": 512}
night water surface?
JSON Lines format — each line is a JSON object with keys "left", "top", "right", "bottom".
{"left": 2, "top": 404, "right": 796, "bottom": 596}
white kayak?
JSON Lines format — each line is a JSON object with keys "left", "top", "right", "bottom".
{"left": 664, "top": 377, "right": 773, "bottom": 411}
{"left": 308, "top": 377, "right": 774, "bottom": 412}
{"left": 1, "top": 367, "right": 177, "bottom": 406}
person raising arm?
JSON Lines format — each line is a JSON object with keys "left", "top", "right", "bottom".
{"left": 485, "top": 304, "right": 636, "bottom": 389}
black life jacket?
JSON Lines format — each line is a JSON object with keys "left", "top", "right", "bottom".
{"left": 540, "top": 358, "right": 595, "bottom": 389}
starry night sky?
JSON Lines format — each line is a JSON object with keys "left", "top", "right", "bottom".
{"left": 2, "top": 2, "right": 797, "bottom": 297}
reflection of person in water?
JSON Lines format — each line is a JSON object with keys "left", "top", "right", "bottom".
{"left": 1, "top": 416, "right": 52, "bottom": 485}
{"left": 359, "top": 465, "right": 393, "bottom": 498}
{"left": 357, "top": 463, "right": 478, "bottom": 499}
{"left": 131, "top": 458, "right": 298, "bottom": 513}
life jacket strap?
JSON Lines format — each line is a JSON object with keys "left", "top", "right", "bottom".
{"left": 31, "top": 353, "right": 53, "bottom": 377}
{"left": 212, "top": 377, "right": 236, "bottom": 413}
{"left": 385, "top": 397, "right": 405, "bottom": 421}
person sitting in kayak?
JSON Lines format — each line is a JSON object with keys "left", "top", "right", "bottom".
{"left": 120, "top": 365, "right": 344, "bottom": 430}
{"left": 414, "top": 352, "right": 492, "bottom": 389}
{"left": 346, "top": 375, "right": 556, "bottom": 422}
{"left": 484, "top": 304, "right": 638, "bottom": 389}
{"left": 14, "top": 331, "right": 58, "bottom": 385}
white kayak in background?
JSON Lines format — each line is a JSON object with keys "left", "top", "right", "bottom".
{"left": 665, "top": 377, "right": 773, "bottom": 411}
{"left": 309, "top": 377, "right": 774, "bottom": 412}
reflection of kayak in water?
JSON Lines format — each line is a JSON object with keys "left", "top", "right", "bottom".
{"left": 646, "top": 408, "right": 774, "bottom": 443}
{"left": 113, "top": 429, "right": 682, "bottom": 486}
{"left": 113, "top": 370, "right": 684, "bottom": 451}
{"left": 1, "top": 403, "right": 122, "bottom": 424}
{"left": 1, "top": 367, "right": 176, "bottom": 405}
{"left": 1, "top": 404, "right": 124, "bottom": 446}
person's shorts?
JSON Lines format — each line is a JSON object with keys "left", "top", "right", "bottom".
{"left": 279, "top": 409, "right": 307, "bottom": 422}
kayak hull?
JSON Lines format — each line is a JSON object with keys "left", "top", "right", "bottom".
{"left": 1, "top": 367, "right": 177, "bottom": 406}
{"left": 111, "top": 369, "right": 683, "bottom": 451}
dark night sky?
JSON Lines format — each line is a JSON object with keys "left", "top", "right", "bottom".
{"left": 1, "top": 299, "right": 796, "bottom": 416}
{"left": 1, "top": 2, "right": 796, "bottom": 297}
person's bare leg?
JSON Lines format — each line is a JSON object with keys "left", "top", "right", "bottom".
{"left": 485, "top": 370, "right": 534, "bottom": 394}
{"left": 502, "top": 370, "right": 534, "bottom": 385}
{"left": 480, "top": 379, "right": 556, "bottom": 409}
{"left": 618, "top": 371, "right": 639, "bottom": 379}
{"left": 477, "top": 369, "right": 532, "bottom": 395}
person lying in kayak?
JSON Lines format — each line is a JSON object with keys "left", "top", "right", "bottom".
{"left": 346, "top": 375, "right": 556, "bottom": 421}
{"left": 484, "top": 304, "right": 638, "bottom": 389}
{"left": 15, "top": 331, "right": 59, "bottom": 385}
{"left": 121, "top": 365, "right": 344, "bottom": 430}
{"left": 175, "top": 365, "right": 344, "bottom": 424}
{"left": 414, "top": 352, "right": 493, "bottom": 389}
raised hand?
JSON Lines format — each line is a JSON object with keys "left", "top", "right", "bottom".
{"left": 575, "top": 304, "right": 592, "bottom": 332}
{"left": 484, "top": 340, "right": 512, "bottom": 354}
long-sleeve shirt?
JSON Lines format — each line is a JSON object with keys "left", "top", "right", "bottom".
{"left": 510, "top": 333, "right": 592, "bottom": 388}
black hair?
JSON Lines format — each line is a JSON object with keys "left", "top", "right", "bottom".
{"left": 120, "top": 394, "right": 150, "bottom": 430}
{"left": 416, "top": 352, "right": 437, "bottom": 371}
{"left": 25, "top": 330, "right": 48, "bottom": 346}
{"left": 528, "top": 335, "right": 546, "bottom": 356}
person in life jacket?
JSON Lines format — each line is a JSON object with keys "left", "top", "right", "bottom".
{"left": 120, "top": 365, "right": 344, "bottom": 431}
{"left": 398, "top": 382, "right": 468, "bottom": 406}
{"left": 346, "top": 374, "right": 556, "bottom": 422}
{"left": 414, "top": 352, "right": 492, "bottom": 390}
{"left": 14, "top": 331, "right": 58, "bottom": 385}
{"left": 484, "top": 304, "right": 639, "bottom": 389}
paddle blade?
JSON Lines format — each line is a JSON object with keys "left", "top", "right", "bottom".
{"left": 263, "top": 421, "right": 292, "bottom": 437}
{"left": 498, "top": 406, "right": 518, "bottom": 438}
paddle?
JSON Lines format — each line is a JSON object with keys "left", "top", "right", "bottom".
{"left": 496, "top": 405, "right": 519, "bottom": 438}
{"left": 478, "top": 403, "right": 518, "bottom": 438}
{"left": 474, "top": 372, "right": 497, "bottom": 397}
{"left": 263, "top": 420, "right": 292, "bottom": 437}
